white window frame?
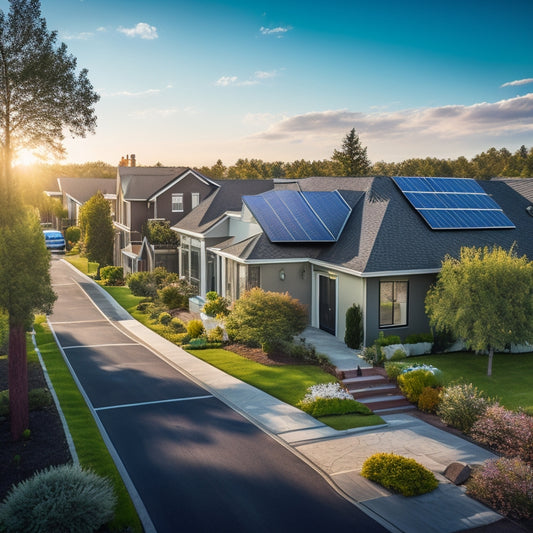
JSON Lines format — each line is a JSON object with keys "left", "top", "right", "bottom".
{"left": 191, "top": 192, "right": 200, "bottom": 209}
{"left": 172, "top": 193, "right": 184, "bottom": 212}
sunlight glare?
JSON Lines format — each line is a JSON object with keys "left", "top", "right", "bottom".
{"left": 13, "top": 148, "right": 41, "bottom": 167}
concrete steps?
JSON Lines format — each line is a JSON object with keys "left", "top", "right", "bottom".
{"left": 339, "top": 367, "right": 415, "bottom": 414}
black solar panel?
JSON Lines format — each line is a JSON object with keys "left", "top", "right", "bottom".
{"left": 243, "top": 189, "right": 351, "bottom": 242}
{"left": 393, "top": 177, "right": 515, "bottom": 230}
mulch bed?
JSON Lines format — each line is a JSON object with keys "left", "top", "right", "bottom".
{"left": 0, "top": 357, "right": 71, "bottom": 502}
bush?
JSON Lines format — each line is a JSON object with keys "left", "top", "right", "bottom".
{"left": 467, "top": 458, "right": 533, "bottom": 519}
{"left": 297, "top": 383, "right": 372, "bottom": 417}
{"left": 361, "top": 453, "right": 438, "bottom": 496}
{"left": 170, "top": 318, "right": 187, "bottom": 333}
{"left": 374, "top": 332, "right": 402, "bottom": 347}
{"left": 0, "top": 464, "right": 116, "bottom": 532}
{"left": 186, "top": 319, "right": 204, "bottom": 338}
{"left": 224, "top": 288, "right": 307, "bottom": 348}
{"left": 127, "top": 271, "right": 158, "bottom": 298}
{"left": 28, "top": 388, "right": 53, "bottom": 411}
{"left": 470, "top": 405, "right": 533, "bottom": 465}
{"left": 158, "top": 312, "right": 172, "bottom": 326}
{"left": 207, "top": 326, "right": 225, "bottom": 342}
{"left": 203, "top": 292, "right": 230, "bottom": 317}
{"left": 344, "top": 304, "right": 363, "bottom": 349}
{"left": 384, "top": 361, "right": 409, "bottom": 382}
{"left": 437, "top": 383, "right": 495, "bottom": 433}
{"left": 397, "top": 368, "right": 443, "bottom": 404}
{"left": 360, "top": 345, "right": 384, "bottom": 365}
{"left": 65, "top": 226, "right": 81, "bottom": 246}
{"left": 404, "top": 332, "right": 434, "bottom": 344}
{"left": 418, "top": 386, "right": 442, "bottom": 414}
{"left": 99, "top": 266, "right": 124, "bottom": 286}
{"left": 390, "top": 348, "right": 407, "bottom": 361}
{"left": 0, "top": 312, "right": 8, "bottom": 355}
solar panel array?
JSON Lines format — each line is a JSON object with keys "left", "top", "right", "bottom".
{"left": 243, "top": 189, "right": 351, "bottom": 242}
{"left": 392, "top": 177, "right": 515, "bottom": 230}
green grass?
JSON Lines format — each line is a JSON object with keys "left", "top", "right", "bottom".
{"left": 406, "top": 351, "right": 533, "bottom": 412}
{"left": 33, "top": 316, "right": 142, "bottom": 533}
{"left": 64, "top": 255, "right": 99, "bottom": 275}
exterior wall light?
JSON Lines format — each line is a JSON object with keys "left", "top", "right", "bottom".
{"left": 279, "top": 269, "right": 285, "bottom": 281}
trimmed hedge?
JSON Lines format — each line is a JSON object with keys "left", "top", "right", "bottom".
{"left": 361, "top": 453, "right": 438, "bottom": 496}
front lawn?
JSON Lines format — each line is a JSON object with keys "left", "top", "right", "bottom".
{"left": 406, "top": 351, "right": 533, "bottom": 413}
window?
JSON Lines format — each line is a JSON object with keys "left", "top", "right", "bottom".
{"left": 379, "top": 281, "right": 408, "bottom": 327}
{"left": 191, "top": 192, "right": 200, "bottom": 209}
{"left": 247, "top": 265, "right": 260, "bottom": 289}
{"left": 172, "top": 193, "right": 183, "bottom": 212}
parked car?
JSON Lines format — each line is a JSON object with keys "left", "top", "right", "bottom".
{"left": 43, "top": 230, "right": 66, "bottom": 252}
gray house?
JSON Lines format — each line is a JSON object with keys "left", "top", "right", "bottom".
{"left": 114, "top": 166, "right": 220, "bottom": 274}
{"left": 173, "top": 176, "right": 533, "bottom": 347}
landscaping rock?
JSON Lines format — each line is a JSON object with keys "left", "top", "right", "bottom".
{"left": 444, "top": 462, "right": 471, "bottom": 485}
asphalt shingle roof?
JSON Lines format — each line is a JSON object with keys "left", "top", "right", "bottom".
{"left": 58, "top": 177, "right": 116, "bottom": 203}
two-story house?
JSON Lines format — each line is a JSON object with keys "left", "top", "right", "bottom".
{"left": 114, "top": 166, "right": 220, "bottom": 274}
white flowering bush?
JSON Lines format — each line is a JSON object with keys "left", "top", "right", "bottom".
{"left": 297, "top": 382, "right": 372, "bottom": 417}
{"left": 401, "top": 364, "right": 441, "bottom": 375}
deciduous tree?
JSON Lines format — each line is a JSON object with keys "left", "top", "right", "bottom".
{"left": 425, "top": 246, "right": 533, "bottom": 376}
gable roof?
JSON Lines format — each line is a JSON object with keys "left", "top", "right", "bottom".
{"left": 117, "top": 167, "right": 218, "bottom": 201}
{"left": 178, "top": 176, "right": 533, "bottom": 276}
{"left": 57, "top": 177, "right": 117, "bottom": 204}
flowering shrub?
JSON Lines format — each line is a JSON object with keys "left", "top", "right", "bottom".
{"left": 470, "top": 405, "right": 533, "bottom": 465}
{"left": 467, "top": 458, "right": 533, "bottom": 519}
{"left": 400, "top": 364, "right": 441, "bottom": 375}
{"left": 397, "top": 368, "right": 443, "bottom": 404}
{"left": 384, "top": 361, "right": 409, "bottom": 382}
{"left": 437, "top": 383, "right": 495, "bottom": 433}
{"left": 297, "top": 383, "right": 372, "bottom": 417}
{"left": 361, "top": 453, "right": 438, "bottom": 496}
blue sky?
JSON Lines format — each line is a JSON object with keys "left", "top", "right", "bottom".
{"left": 3, "top": 0, "right": 533, "bottom": 167}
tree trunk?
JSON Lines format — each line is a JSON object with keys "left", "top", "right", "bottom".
{"left": 8, "top": 323, "right": 28, "bottom": 441}
{"left": 487, "top": 345, "right": 494, "bottom": 377}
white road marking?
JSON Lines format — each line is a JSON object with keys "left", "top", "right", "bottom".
{"left": 94, "top": 395, "right": 214, "bottom": 411}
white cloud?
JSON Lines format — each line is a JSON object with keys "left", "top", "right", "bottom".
{"left": 215, "top": 76, "right": 238, "bottom": 87}
{"left": 215, "top": 70, "right": 278, "bottom": 87}
{"left": 108, "top": 89, "right": 161, "bottom": 97}
{"left": 61, "top": 31, "right": 94, "bottom": 40}
{"left": 117, "top": 22, "right": 158, "bottom": 40}
{"left": 501, "top": 78, "right": 533, "bottom": 88}
{"left": 247, "top": 94, "right": 533, "bottom": 160}
{"left": 260, "top": 26, "right": 291, "bottom": 37}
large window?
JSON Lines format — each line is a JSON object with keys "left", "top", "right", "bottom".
{"left": 379, "top": 281, "right": 408, "bottom": 327}
{"left": 247, "top": 265, "right": 260, "bottom": 289}
{"left": 172, "top": 193, "right": 184, "bottom": 212}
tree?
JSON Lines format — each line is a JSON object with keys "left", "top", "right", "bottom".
{"left": 0, "top": 0, "right": 98, "bottom": 440}
{"left": 0, "top": 206, "right": 56, "bottom": 439}
{"left": 331, "top": 128, "right": 371, "bottom": 176}
{"left": 79, "top": 192, "right": 114, "bottom": 273}
{"left": 425, "top": 246, "right": 533, "bottom": 376}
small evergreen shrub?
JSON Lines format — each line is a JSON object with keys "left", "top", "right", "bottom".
{"left": 0, "top": 312, "right": 9, "bottom": 355}
{"left": 470, "top": 405, "right": 533, "bottom": 465}
{"left": 127, "top": 271, "right": 158, "bottom": 298}
{"left": 384, "top": 362, "right": 409, "bottom": 382}
{"left": 417, "top": 386, "right": 442, "bottom": 414}
{"left": 28, "top": 388, "right": 53, "bottom": 411}
{"left": 159, "top": 284, "right": 186, "bottom": 310}
{"left": 99, "top": 266, "right": 124, "bottom": 286}
{"left": 186, "top": 319, "right": 204, "bottom": 338}
{"left": 344, "top": 304, "right": 363, "bottom": 349}
{"left": 65, "top": 226, "right": 81, "bottom": 248}
{"left": 202, "top": 292, "right": 230, "bottom": 317}
{"left": 207, "top": 326, "right": 225, "bottom": 342}
{"left": 467, "top": 458, "right": 533, "bottom": 519}
{"left": 397, "top": 368, "right": 443, "bottom": 404}
{"left": 361, "top": 345, "right": 384, "bottom": 365}
{"left": 0, "top": 464, "right": 116, "bottom": 532}
{"left": 297, "top": 383, "right": 372, "bottom": 417}
{"left": 170, "top": 318, "right": 187, "bottom": 333}
{"left": 374, "top": 332, "right": 402, "bottom": 347}
{"left": 437, "top": 383, "right": 495, "bottom": 433}
{"left": 390, "top": 348, "right": 407, "bottom": 361}
{"left": 158, "top": 312, "right": 172, "bottom": 326}
{"left": 361, "top": 453, "right": 438, "bottom": 496}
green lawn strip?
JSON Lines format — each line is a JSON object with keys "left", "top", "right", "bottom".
{"left": 33, "top": 317, "right": 142, "bottom": 533}
{"left": 318, "top": 413, "right": 385, "bottom": 430}
{"left": 64, "top": 255, "right": 99, "bottom": 275}
{"left": 407, "top": 352, "right": 533, "bottom": 412}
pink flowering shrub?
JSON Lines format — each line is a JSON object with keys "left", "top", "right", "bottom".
{"left": 467, "top": 457, "right": 533, "bottom": 519}
{"left": 470, "top": 405, "right": 533, "bottom": 465}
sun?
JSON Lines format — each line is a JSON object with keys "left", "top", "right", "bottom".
{"left": 12, "top": 148, "right": 41, "bottom": 167}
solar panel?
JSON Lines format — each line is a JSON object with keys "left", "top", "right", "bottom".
{"left": 243, "top": 189, "right": 351, "bottom": 243}
{"left": 392, "top": 177, "right": 515, "bottom": 230}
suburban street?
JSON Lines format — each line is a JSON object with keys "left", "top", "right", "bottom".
{"left": 48, "top": 257, "right": 388, "bottom": 533}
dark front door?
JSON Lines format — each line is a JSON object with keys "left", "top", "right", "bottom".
{"left": 319, "top": 275, "right": 336, "bottom": 335}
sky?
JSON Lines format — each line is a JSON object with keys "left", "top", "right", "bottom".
{"left": 3, "top": 0, "right": 533, "bottom": 167}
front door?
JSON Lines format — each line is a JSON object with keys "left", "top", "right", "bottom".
{"left": 319, "top": 275, "right": 336, "bottom": 335}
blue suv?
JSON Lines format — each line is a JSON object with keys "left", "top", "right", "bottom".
{"left": 43, "top": 230, "right": 66, "bottom": 252}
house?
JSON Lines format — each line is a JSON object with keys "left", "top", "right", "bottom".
{"left": 56, "top": 177, "right": 117, "bottom": 226}
{"left": 173, "top": 176, "right": 533, "bottom": 347}
{"left": 114, "top": 165, "right": 221, "bottom": 274}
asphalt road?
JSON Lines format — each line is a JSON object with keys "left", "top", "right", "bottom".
{"left": 48, "top": 258, "right": 389, "bottom": 533}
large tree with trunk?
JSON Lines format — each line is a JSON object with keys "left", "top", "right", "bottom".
{"left": 0, "top": 0, "right": 99, "bottom": 439}
{"left": 425, "top": 246, "right": 533, "bottom": 376}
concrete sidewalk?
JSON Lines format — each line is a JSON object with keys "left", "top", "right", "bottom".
{"left": 63, "top": 261, "right": 505, "bottom": 533}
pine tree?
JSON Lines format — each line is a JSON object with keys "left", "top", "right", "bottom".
{"left": 332, "top": 128, "right": 371, "bottom": 176}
